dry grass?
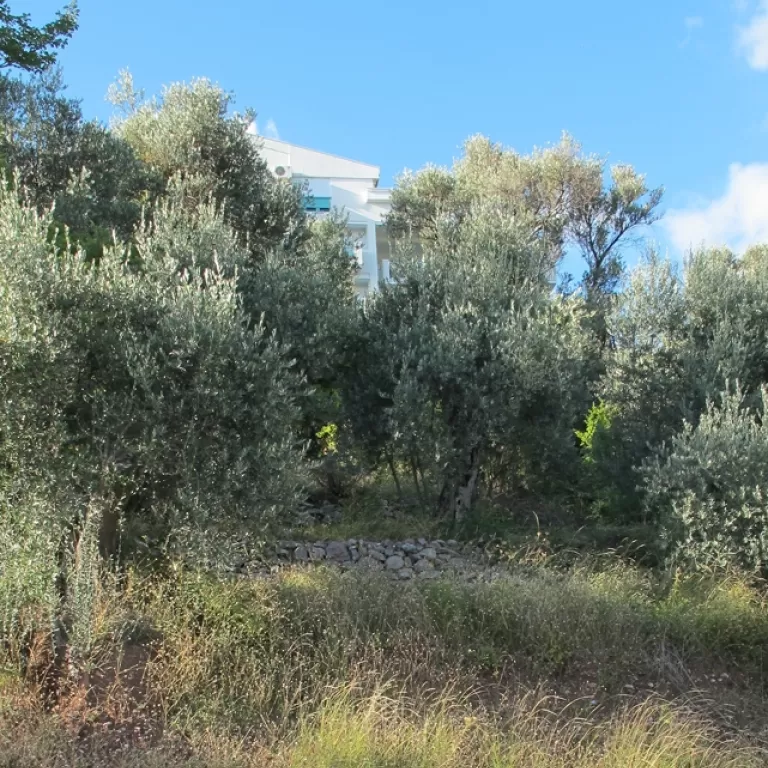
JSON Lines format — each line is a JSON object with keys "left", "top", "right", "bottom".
{"left": 139, "top": 563, "right": 768, "bottom": 732}
{"left": 286, "top": 687, "right": 763, "bottom": 768}
{"left": 0, "top": 684, "right": 763, "bottom": 767}
{"left": 1, "top": 560, "right": 768, "bottom": 766}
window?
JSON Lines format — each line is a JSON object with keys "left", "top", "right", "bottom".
{"left": 303, "top": 196, "right": 332, "bottom": 212}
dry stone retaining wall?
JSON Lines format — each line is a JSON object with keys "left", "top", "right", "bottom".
{"left": 269, "top": 538, "right": 495, "bottom": 581}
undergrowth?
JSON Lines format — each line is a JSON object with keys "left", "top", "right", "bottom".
{"left": 122, "top": 563, "right": 768, "bottom": 735}
{"left": 0, "top": 684, "right": 763, "bottom": 767}
{"left": 2, "top": 559, "right": 767, "bottom": 765}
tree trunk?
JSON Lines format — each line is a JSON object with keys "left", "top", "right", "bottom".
{"left": 98, "top": 505, "right": 120, "bottom": 561}
{"left": 438, "top": 445, "right": 481, "bottom": 524}
{"left": 409, "top": 454, "right": 425, "bottom": 504}
{"left": 387, "top": 453, "right": 403, "bottom": 500}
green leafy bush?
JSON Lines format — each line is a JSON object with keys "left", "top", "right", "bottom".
{"left": 0, "top": 180, "right": 308, "bottom": 654}
{"left": 644, "top": 387, "right": 768, "bottom": 574}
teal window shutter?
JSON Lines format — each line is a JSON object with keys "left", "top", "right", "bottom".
{"left": 303, "top": 196, "right": 332, "bottom": 212}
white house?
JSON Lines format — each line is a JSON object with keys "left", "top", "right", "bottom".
{"left": 257, "top": 137, "right": 393, "bottom": 298}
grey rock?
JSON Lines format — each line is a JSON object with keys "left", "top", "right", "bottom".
{"left": 383, "top": 545, "right": 395, "bottom": 557}
{"left": 368, "top": 549, "right": 386, "bottom": 562}
{"left": 418, "top": 569, "right": 441, "bottom": 580}
{"left": 413, "top": 558, "right": 434, "bottom": 573}
{"left": 385, "top": 555, "right": 405, "bottom": 571}
{"left": 325, "top": 541, "right": 350, "bottom": 562}
{"left": 348, "top": 546, "right": 361, "bottom": 562}
{"left": 398, "top": 568, "right": 414, "bottom": 580}
{"left": 401, "top": 543, "right": 420, "bottom": 555}
{"left": 420, "top": 547, "right": 437, "bottom": 561}
{"left": 417, "top": 537, "right": 428, "bottom": 546}
{"left": 279, "top": 540, "right": 299, "bottom": 550}
{"left": 310, "top": 546, "right": 326, "bottom": 561}
{"left": 293, "top": 545, "right": 309, "bottom": 562}
{"left": 359, "top": 556, "right": 384, "bottom": 571}
{"left": 447, "top": 539, "right": 459, "bottom": 547}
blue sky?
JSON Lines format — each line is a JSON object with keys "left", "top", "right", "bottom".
{"left": 20, "top": 0, "right": 768, "bottom": 273}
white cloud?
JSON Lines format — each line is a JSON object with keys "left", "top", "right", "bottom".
{"left": 263, "top": 119, "right": 280, "bottom": 139}
{"left": 738, "top": 1, "right": 768, "bottom": 70}
{"left": 665, "top": 163, "right": 768, "bottom": 253}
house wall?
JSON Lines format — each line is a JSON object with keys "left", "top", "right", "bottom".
{"left": 256, "top": 136, "right": 392, "bottom": 298}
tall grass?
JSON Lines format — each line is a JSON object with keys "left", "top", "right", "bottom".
{"left": 0, "top": 685, "right": 762, "bottom": 767}
{"left": 288, "top": 688, "right": 762, "bottom": 768}
{"left": 1, "top": 560, "right": 767, "bottom": 766}
{"left": 130, "top": 563, "right": 768, "bottom": 736}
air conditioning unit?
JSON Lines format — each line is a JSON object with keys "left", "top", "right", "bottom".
{"left": 273, "top": 164, "right": 292, "bottom": 179}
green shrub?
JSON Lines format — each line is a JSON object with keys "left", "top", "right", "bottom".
{"left": 0, "top": 182, "right": 308, "bottom": 661}
{"left": 644, "top": 387, "right": 768, "bottom": 574}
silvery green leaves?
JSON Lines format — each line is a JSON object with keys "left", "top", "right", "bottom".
{"left": 644, "top": 387, "right": 768, "bottom": 575}
{"left": 0, "top": 178, "right": 308, "bottom": 585}
{"left": 347, "top": 198, "right": 589, "bottom": 520}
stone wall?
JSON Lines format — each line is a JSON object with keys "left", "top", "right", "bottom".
{"left": 268, "top": 537, "right": 495, "bottom": 581}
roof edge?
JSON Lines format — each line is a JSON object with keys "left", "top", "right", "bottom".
{"left": 258, "top": 136, "right": 381, "bottom": 178}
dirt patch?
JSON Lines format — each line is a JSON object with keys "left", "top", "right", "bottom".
{"left": 70, "top": 640, "right": 164, "bottom": 748}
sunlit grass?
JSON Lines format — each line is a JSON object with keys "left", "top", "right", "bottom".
{"left": 2, "top": 559, "right": 767, "bottom": 766}
{"left": 126, "top": 562, "right": 768, "bottom": 737}
{"left": 288, "top": 689, "right": 761, "bottom": 768}
{"left": 0, "top": 685, "right": 762, "bottom": 768}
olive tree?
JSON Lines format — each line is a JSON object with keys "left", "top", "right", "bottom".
{"left": 239, "top": 213, "right": 359, "bottom": 449}
{"left": 644, "top": 387, "right": 768, "bottom": 575}
{"left": 581, "top": 252, "right": 691, "bottom": 521}
{"left": 389, "top": 133, "right": 662, "bottom": 340}
{"left": 110, "top": 73, "right": 309, "bottom": 260}
{"left": 0, "top": 69, "right": 160, "bottom": 254}
{"left": 0, "top": 182, "right": 308, "bottom": 658}
{"left": 586, "top": 245, "right": 768, "bottom": 524}
{"left": 346, "top": 201, "right": 588, "bottom": 521}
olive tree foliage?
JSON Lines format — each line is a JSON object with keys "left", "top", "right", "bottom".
{"left": 684, "top": 245, "right": 768, "bottom": 403}
{"left": 583, "top": 245, "right": 768, "bottom": 523}
{"left": 109, "top": 72, "right": 309, "bottom": 260}
{"left": 0, "top": 1, "right": 78, "bottom": 72}
{"left": 239, "top": 213, "right": 359, "bottom": 441}
{"left": 0, "top": 69, "right": 160, "bottom": 253}
{"left": 108, "top": 73, "right": 359, "bottom": 487}
{"left": 388, "top": 134, "right": 662, "bottom": 341}
{"left": 644, "top": 387, "right": 768, "bottom": 575}
{"left": 0, "top": 182, "right": 308, "bottom": 637}
{"left": 581, "top": 252, "right": 691, "bottom": 521}
{"left": 345, "top": 202, "right": 589, "bottom": 521}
